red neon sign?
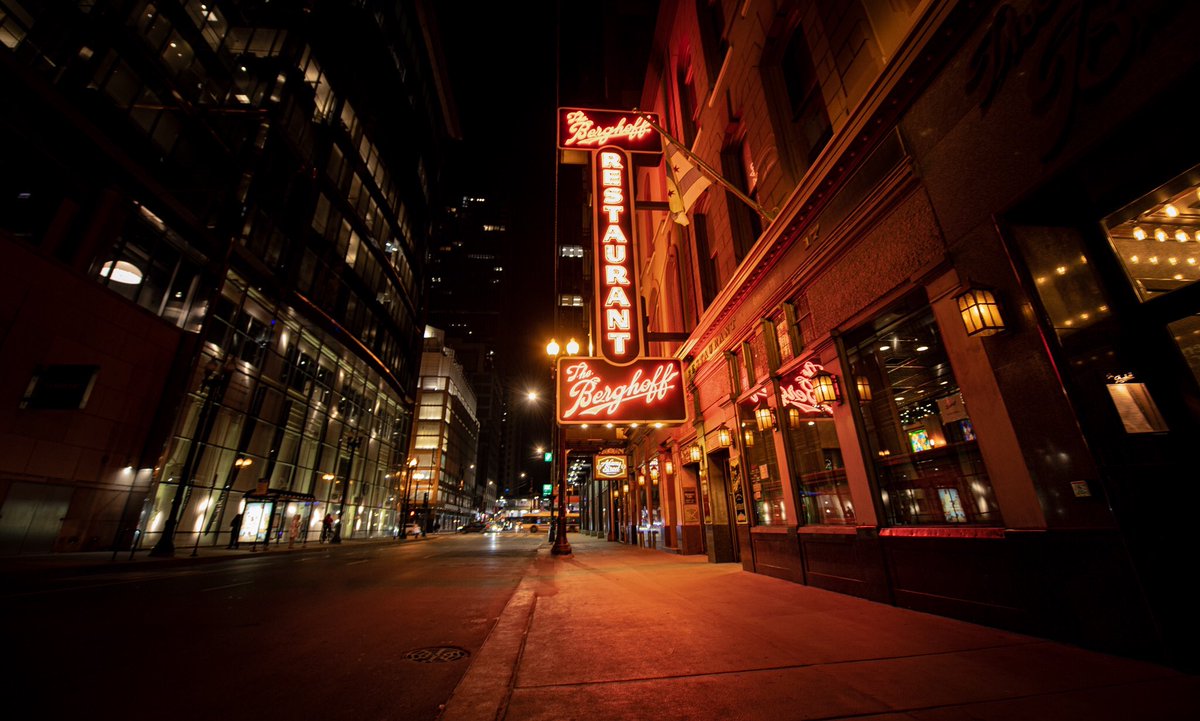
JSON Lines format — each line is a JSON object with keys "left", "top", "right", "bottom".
{"left": 556, "top": 358, "right": 687, "bottom": 424}
{"left": 778, "top": 362, "right": 833, "bottom": 415}
{"left": 557, "top": 108, "right": 662, "bottom": 154}
{"left": 594, "top": 147, "right": 642, "bottom": 364}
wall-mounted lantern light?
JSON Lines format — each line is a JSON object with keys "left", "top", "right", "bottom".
{"left": 955, "top": 287, "right": 1006, "bottom": 336}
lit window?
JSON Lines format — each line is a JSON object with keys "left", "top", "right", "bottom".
{"left": 560, "top": 245, "right": 585, "bottom": 258}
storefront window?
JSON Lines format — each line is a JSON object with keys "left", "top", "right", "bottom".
{"left": 784, "top": 409, "right": 852, "bottom": 525}
{"left": 1169, "top": 313, "right": 1200, "bottom": 387}
{"left": 1104, "top": 164, "right": 1200, "bottom": 301}
{"left": 846, "top": 298, "right": 1001, "bottom": 526}
{"left": 738, "top": 403, "right": 786, "bottom": 525}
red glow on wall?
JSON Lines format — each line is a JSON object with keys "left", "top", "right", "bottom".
{"left": 557, "top": 108, "right": 661, "bottom": 153}
{"left": 556, "top": 357, "right": 687, "bottom": 424}
{"left": 594, "top": 147, "right": 642, "bottom": 364}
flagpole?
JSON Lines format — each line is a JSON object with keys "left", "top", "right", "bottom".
{"left": 632, "top": 108, "right": 776, "bottom": 222}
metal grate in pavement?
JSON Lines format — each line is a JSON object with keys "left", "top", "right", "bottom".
{"left": 402, "top": 646, "right": 470, "bottom": 663}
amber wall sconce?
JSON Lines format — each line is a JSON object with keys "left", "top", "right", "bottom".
{"left": 956, "top": 287, "right": 1005, "bottom": 336}
{"left": 813, "top": 373, "right": 840, "bottom": 405}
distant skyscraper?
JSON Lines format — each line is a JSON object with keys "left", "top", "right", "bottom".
{"left": 408, "top": 326, "right": 480, "bottom": 530}
{"left": 428, "top": 195, "right": 509, "bottom": 506}
{"left": 0, "top": 1, "right": 458, "bottom": 554}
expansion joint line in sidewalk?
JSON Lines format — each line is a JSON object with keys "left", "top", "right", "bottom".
{"left": 514, "top": 638, "right": 1052, "bottom": 691}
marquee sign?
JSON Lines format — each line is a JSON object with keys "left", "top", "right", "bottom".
{"left": 594, "top": 148, "right": 642, "bottom": 364}
{"left": 557, "top": 108, "right": 662, "bottom": 154}
{"left": 557, "top": 357, "right": 687, "bottom": 424}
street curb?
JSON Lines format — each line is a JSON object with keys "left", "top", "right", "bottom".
{"left": 439, "top": 572, "right": 539, "bottom": 721}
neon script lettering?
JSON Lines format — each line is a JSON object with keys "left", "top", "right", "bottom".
{"left": 561, "top": 361, "right": 681, "bottom": 419}
{"left": 779, "top": 361, "right": 832, "bottom": 415}
{"left": 563, "top": 111, "right": 655, "bottom": 148}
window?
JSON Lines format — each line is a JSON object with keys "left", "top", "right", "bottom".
{"left": 676, "top": 55, "right": 698, "bottom": 147}
{"left": 560, "top": 245, "right": 585, "bottom": 258}
{"left": 738, "top": 402, "right": 785, "bottom": 526}
{"left": 781, "top": 25, "right": 832, "bottom": 165}
{"left": 1103, "top": 163, "right": 1200, "bottom": 302}
{"left": 721, "top": 136, "right": 762, "bottom": 262}
{"left": 783, "top": 394, "right": 851, "bottom": 525}
{"left": 693, "top": 215, "right": 718, "bottom": 308}
{"left": 845, "top": 296, "right": 1001, "bottom": 526}
{"left": 558, "top": 294, "right": 583, "bottom": 307}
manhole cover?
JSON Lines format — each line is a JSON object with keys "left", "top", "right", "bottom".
{"left": 403, "top": 646, "right": 470, "bottom": 663}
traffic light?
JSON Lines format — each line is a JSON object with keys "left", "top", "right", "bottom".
{"left": 543, "top": 451, "right": 552, "bottom": 463}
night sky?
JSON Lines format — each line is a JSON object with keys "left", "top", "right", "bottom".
{"left": 435, "top": 3, "right": 564, "bottom": 489}
{"left": 435, "top": 2, "right": 559, "bottom": 388}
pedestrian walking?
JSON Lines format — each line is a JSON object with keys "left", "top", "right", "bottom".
{"left": 320, "top": 513, "right": 333, "bottom": 542}
{"left": 289, "top": 513, "right": 302, "bottom": 547}
{"left": 228, "top": 513, "right": 243, "bottom": 549}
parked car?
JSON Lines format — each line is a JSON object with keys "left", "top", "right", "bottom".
{"left": 402, "top": 522, "right": 424, "bottom": 537}
{"left": 458, "top": 521, "right": 487, "bottom": 533}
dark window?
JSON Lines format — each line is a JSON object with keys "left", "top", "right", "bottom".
{"left": 721, "top": 139, "right": 763, "bottom": 262}
{"left": 781, "top": 27, "right": 832, "bottom": 165}
{"left": 693, "top": 214, "right": 718, "bottom": 309}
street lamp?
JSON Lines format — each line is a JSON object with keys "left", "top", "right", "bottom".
{"left": 331, "top": 435, "right": 363, "bottom": 544}
{"left": 546, "top": 338, "right": 579, "bottom": 556}
{"left": 399, "top": 457, "right": 418, "bottom": 538}
{"left": 150, "top": 354, "right": 236, "bottom": 557}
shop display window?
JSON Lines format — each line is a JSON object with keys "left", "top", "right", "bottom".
{"left": 1104, "top": 164, "right": 1200, "bottom": 301}
{"left": 845, "top": 298, "right": 1002, "bottom": 526}
{"left": 785, "top": 412, "right": 853, "bottom": 525}
{"left": 738, "top": 404, "right": 787, "bottom": 525}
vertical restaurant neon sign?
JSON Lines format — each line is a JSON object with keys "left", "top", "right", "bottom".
{"left": 595, "top": 147, "right": 642, "bottom": 364}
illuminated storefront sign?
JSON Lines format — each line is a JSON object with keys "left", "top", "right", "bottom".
{"left": 595, "top": 453, "right": 628, "bottom": 480}
{"left": 778, "top": 361, "right": 833, "bottom": 415}
{"left": 557, "top": 108, "right": 661, "bottom": 153}
{"left": 594, "top": 147, "right": 642, "bottom": 364}
{"left": 556, "top": 357, "right": 686, "bottom": 424}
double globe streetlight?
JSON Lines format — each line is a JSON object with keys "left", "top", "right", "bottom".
{"left": 545, "top": 337, "right": 579, "bottom": 557}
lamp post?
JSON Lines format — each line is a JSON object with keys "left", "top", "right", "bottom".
{"left": 399, "top": 457, "right": 417, "bottom": 538}
{"left": 546, "top": 338, "right": 578, "bottom": 556}
{"left": 331, "top": 435, "right": 363, "bottom": 544}
{"left": 150, "top": 355, "right": 236, "bottom": 558}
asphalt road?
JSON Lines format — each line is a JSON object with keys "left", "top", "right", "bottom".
{"left": 2, "top": 533, "right": 543, "bottom": 720}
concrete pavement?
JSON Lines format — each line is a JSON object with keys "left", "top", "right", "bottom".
{"left": 4, "top": 531, "right": 1196, "bottom": 720}
{"left": 441, "top": 533, "right": 1200, "bottom": 721}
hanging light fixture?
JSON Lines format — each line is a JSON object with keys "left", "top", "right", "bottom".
{"left": 855, "top": 376, "right": 873, "bottom": 402}
{"left": 637, "top": 473, "right": 646, "bottom": 486}
{"left": 754, "top": 406, "right": 775, "bottom": 431}
{"left": 717, "top": 426, "right": 732, "bottom": 448}
{"left": 813, "top": 373, "right": 840, "bottom": 405}
{"left": 955, "top": 287, "right": 1006, "bottom": 336}
{"left": 688, "top": 444, "right": 702, "bottom": 463}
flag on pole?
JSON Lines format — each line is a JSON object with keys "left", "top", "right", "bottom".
{"left": 665, "top": 142, "right": 712, "bottom": 226}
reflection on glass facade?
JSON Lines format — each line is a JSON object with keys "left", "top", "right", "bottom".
{"left": 738, "top": 404, "right": 786, "bottom": 526}
{"left": 1104, "top": 163, "right": 1200, "bottom": 302}
{"left": 846, "top": 298, "right": 1001, "bottom": 526}
{"left": 146, "top": 275, "right": 412, "bottom": 544}
{"left": 784, "top": 410, "right": 851, "bottom": 525}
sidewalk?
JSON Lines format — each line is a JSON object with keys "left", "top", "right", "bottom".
{"left": 441, "top": 533, "right": 1200, "bottom": 721}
